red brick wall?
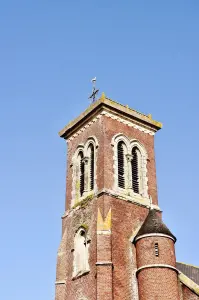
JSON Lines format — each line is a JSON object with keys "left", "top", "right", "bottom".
{"left": 56, "top": 199, "right": 97, "bottom": 300}
{"left": 138, "top": 268, "right": 179, "bottom": 300}
{"left": 66, "top": 114, "right": 159, "bottom": 210}
{"left": 65, "top": 117, "right": 105, "bottom": 210}
{"left": 135, "top": 236, "right": 180, "bottom": 300}
{"left": 105, "top": 195, "right": 148, "bottom": 300}
{"left": 103, "top": 116, "right": 158, "bottom": 205}
{"left": 56, "top": 113, "right": 161, "bottom": 299}
{"left": 182, "top": 284, "right": 199, "bottom": 300}
{"left": 136, "top": 236, "right": 176, "bottom": 268}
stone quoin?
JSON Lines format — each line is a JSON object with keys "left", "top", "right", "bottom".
{"left": 55, "top": 93, "right": 199, "bottom": 300}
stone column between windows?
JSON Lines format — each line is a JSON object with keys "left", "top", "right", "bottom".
{"left": 126, "top": 154, "right": 133, "bottom": 191}
{"left": 83, "top": 156, "right": 89, "bottom": 196}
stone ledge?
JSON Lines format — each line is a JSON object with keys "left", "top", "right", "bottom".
{"left": 136, "top": 264, "right": 179, "bottom": 275}
{"left": 134, "top": 233, "right": 176, "bottom": 243}
{"left": 96, "top": 261, "right": 113, "bottom": 266}
{"left": 55, "top": 280, "right": 66, "bottom": 285}
{"left": 61, "top": 188, "right": 161, "bottom": 219}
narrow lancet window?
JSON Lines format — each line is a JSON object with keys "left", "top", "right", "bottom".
{"left": 132, "top": 147, "right": 140, "bottom": 194}
{"left": 89, "top": 144, "right": 94, "bottom": 191}
{"left": 155, "top": 242, "right": 159, "bottom": 257}
{"left": 118, "top": 141, "right": 125, "bottom": 188}
{"left": 79, "top": 152, "right": 85, "bottom": 196}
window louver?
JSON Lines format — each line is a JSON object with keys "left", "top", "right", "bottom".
{"left": 118, "top": 141, "right": 125, "bottom": 188}
{"left": 155, "top": 242, "right": 159, "bottom": 256}
{"left": 132, "top": 147, "right": 139, "bottom": 193}
{"left": 80, "top": 152, "right": 84, "bottom": 196}
{"left": 90, "top": 144, "right": 94, "bottom": 190}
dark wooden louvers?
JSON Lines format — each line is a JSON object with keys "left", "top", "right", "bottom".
{"left": 90, "top": 144, "right": 94, "bottom": 190}
{"left": 80, "top": 152, "right": 84, "bottom": 196}
{"left": 118, "top": 141, "right": 125, "bottom": 188}
{"left": 132, "top": 147, "right": 139, "bottom": 193}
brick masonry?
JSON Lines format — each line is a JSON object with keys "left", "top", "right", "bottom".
{"left": 55, "top": 98, "right": 199, "bottom": 300}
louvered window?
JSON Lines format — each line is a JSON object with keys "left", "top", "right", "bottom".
{"left": 90, "top": 144, "right": 94, "bottom": 190}
{"left": 132, "top": 147, "right": 139, "bottom": 194}
{"left": 118, "top": 141, "right": 125, "bottom": 188}
{"left": 154, "top": 242, "right": 159, "bottom": 257}
{"left": 79, "top": 152, "right": 84, "bottom": 196}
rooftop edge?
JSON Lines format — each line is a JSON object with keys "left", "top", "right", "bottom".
{"left": 59, "top": 93, "right": 163, "bottom": 139}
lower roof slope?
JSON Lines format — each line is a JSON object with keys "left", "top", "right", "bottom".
{"left": 177, "top": 262, "right": 199, "bottom": 286}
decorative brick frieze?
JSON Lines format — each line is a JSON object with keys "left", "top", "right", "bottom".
{"left": 68, "top": 110, "right": 155, "bottom": 142}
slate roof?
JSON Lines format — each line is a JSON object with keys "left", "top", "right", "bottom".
{"left": 177, "top": 262, "right": 199, "bottom": 286}
{"left": 135, "top": 209, "right": 176, "bottom": 242}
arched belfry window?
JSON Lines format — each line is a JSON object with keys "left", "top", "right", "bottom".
{"left": 73, "top": 228, "right": 90, "bottom": 278}
{"left": 79, "top": 151, "right": 84, "bottom": 197}
{"left": 132, "top": 146, "right": 141, "bottom": 194}
{"left": 72, "top": 137, "right": 98, "bottom": 205}
{"left": 118, "top": 141, "right": 125, "bottom": 188}
{"left": 112, "top": 134, "right": 148, "bottom": 198}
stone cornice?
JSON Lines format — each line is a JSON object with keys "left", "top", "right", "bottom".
{"left": 61, "top": 188, "right": 161, "bottom": 219}
{"left": 134, "top": 233, "right": 176, "bottom": 243}
{"left": 59, "top": 94, "right": 162, "bottom": 139}
{"left": 136, "top": 264, "right": 179, "bottom": 275}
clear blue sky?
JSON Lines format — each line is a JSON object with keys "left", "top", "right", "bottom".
{"left": 0, "top": 1, "right": 198, "bottom": 299}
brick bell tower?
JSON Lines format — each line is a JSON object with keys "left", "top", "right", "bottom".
{"left": 55, "top": 93, "right": 180, "bottom": 300}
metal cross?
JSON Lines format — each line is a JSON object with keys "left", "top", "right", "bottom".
{"left": 88, "top": 77, "right": 99, "bottom": 103}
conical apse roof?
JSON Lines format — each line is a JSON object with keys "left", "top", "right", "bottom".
{"left": 135, "top": 209, "right": 176, "bottom": 242}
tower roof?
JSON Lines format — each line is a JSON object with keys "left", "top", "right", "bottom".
{"left": 135, "top": 209, "right": 176, "bottom": 242}
{"left": 59, "top": 93, "right": 162, "bottom": 139}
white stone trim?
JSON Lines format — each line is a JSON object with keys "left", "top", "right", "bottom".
{"left": 112, "top": 133, "right": 149, "bottom": 199}
{"left": 72, "top": 228, "right": 90, "bottom": 278}
{"left": 96, "top": 261, "right": 113, "bottom": 266}
{"left": 134, "top": 233, "right": 176, "bottom": 242}
{"left": 136, "top": 264, "right": 179, "bottom": 274}
{"left": 67, "top": 110, "right": 155, "bottom": 142}
{"left": 55, "top": 280, "right": 66, "bottom": 285}
{"left": 97, "top": 230, "right": 111, "bottom": 235}
{"left": 61, "top": 188, "right": 161, "bottom": 219}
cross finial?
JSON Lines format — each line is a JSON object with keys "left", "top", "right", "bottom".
{"left": 88, "top": 77, "right": 99, "bottom": 103}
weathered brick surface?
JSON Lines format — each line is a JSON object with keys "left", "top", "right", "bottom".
{"left": 108, "top": 195, "right": 148, "bottom": 300}
{"left": 66, "top": 115, "right": 158, "bottom": 210}
{"left": 97, "top": 234, "right": 111, "bottom": 261}
{"left": 66, "top": 117, "right": 105, "bottom": 210}
{"left": 103, "top": 116, "right": 158, "bottom": 205}
{"left": 97, "top": 265, "right": 113, "bottom": 300}
{"left": 136, "top": 236, "right": 176, "bottom": 268}
{"left": 55, "top": 112, "right": 198, "bottom": 300}
{"left": 138, "top": 268, "right": 180, "bottom": 299}
{"left": 55, "top": 284, "right": 66, "bottom": 300}
{"left": 56, "top": 199, "right": 97, "bottom": 300}
{"left": 182, "top": 284, "right": 199, "bottom": 300}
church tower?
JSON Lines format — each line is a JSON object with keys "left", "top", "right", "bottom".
{"left": 55, "top": 94, "right": 180, "bottom": 300}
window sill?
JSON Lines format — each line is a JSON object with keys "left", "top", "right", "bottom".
{"left": 72, "top": 270, "right": 90, "bottom": 280}
{"left": 71, "top": 192, "right": 95, "bottom": 209}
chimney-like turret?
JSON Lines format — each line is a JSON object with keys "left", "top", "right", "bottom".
{"left": 134, "top": 209, "right": 180, "bottom": 300}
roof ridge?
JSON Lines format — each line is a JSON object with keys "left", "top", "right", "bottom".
{"left": 177, "top": 262, "right": 199, "bottom": 270}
